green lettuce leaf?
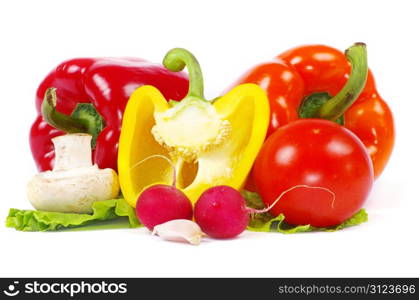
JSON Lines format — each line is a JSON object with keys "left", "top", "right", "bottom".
{"left": 6, "top": 198, "right": 141, "bottom": 232}
{"left": 242, "top": 190, "right": 368, "bottom": 234}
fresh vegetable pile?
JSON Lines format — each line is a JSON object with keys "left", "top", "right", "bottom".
{"left": 6, "top": 42, "right": 394, "bottom": 245}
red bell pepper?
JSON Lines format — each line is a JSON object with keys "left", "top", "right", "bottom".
{"left": 232, "top": 43, "right": 394, "bottom": 178}
{"left": 30, "top": 57, "right": 189, "bottom": 172}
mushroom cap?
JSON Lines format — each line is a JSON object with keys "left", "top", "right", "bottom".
{"left": 27, "top": 165, "right": 119, "bottom": 213}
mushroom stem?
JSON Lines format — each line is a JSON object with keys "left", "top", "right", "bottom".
{"left": 52, "top": 134, "right": 93, "bottom": 171}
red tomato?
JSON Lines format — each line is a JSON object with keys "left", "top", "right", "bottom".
{"left": 253, "top": 119, "right": 374, "bottom": 227}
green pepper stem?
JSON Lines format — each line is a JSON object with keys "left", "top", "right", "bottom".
{"left": 41, "top": 88, "right": 89, "bottom": 133}
{"left": 163, "top": 48, "right": 205, "bottom": 100}
{"left": 317, "top": 42, "right": 368, "bottom": 121}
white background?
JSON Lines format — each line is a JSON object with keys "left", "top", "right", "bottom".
{"left": 0, "top": 0, "right": 418, "bottom": 277}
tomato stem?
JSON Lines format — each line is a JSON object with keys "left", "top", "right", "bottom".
{"left": 316, "top": 43, "right": 368, "bottom": 121}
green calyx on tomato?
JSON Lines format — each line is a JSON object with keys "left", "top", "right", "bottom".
{"left": 298, "top": 43, "right": 368, "bottom": 124}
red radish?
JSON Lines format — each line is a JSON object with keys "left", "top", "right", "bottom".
{"left": 132, "top": 155, "right": 193, "bottom": 230}
{"left": 136, "top": 185, "right": 192, "bottom": 230}
{"left": 194, "top": 185, "right": 335, "bottom": 239}
{"left": 194, "top": 186, "right": 249, "bottom": 239}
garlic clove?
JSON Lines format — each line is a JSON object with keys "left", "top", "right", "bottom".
{"left": 152, "top": 219, "right": 204, "bottom": 245}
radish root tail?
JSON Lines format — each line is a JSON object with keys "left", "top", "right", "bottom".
{"left": 246, "top": 185, "right": 336, "bottom": 215}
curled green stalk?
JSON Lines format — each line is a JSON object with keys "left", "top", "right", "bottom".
{"left": 41, "top": 87, "right": 104, "bottom": 147}
{"left": 163, "top": 48, "right": 206, "bottom": 100}
{"left": 299, "top": 43, "right": 368, "bottom": 123}
{"left": 317, "top": 42, "right": 368, "bottom": 120}
{"left": 41, "top": 88, "right": 88, "bottom": 133}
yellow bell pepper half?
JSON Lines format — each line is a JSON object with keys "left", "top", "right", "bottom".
{"left": 118, "top": 48, "right": 270, "bottom": 207}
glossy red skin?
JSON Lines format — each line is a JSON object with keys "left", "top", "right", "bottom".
{"left": 194, "top": 186, "right": 249, "bottom": 239}
{"left": 234, "top": 45, "right": 394, "bottom": 178}
{"left": 136, "top": 185, "right": 193, "bottom": 230}
{"left": 30, "top": 57, "right": 189, "bottom": 171}
{"left": 253, "top": 119, "right": 374, "bottom": 227}
{"left": 231, "top": 60, "right": 304, "bottom": 136}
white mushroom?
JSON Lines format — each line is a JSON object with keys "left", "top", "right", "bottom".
{"left": 27, "top": 134, "right": 119, "bottom": 213}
